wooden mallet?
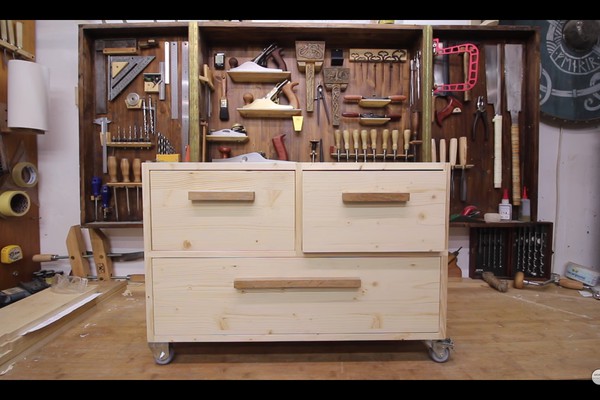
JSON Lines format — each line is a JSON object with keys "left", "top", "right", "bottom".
{"left": 323, "top": 67, "right": 350, "bottom": 127}
{"left": 296, "top": 41, "right": 325, "bottom": 112}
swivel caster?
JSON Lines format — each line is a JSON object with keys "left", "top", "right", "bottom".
{"left": 149, "top": 342, "right": 174, "bottom": 365}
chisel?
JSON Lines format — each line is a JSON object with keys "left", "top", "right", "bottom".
{"left": 449, "top": 138, "right": 457, "bottom": 198}
{"left": 459, "top": 136, "right": 467, "bottom": 202}
{"left": 219, "top": 72, "right": 229, "bottom": 121}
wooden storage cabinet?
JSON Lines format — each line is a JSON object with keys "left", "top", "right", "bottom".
{"left": 143, "top": 162, "right": 451, "bottom": 364}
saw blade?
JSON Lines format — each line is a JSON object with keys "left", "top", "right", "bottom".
{"left": 108, "top": 55, "right": 155, "bottom": 101}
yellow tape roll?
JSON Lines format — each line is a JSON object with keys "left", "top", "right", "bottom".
{"left": 0, "top": 191, "right": 30, "bottom": 217}
{"left": 12, "top": 162, "right": 38, "bottom": 187}
{"left": 1, "top": 245, "right": 23, "bottom": 263}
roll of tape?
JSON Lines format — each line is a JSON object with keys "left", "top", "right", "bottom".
{"left": 0, "top": 190, "right": 30, "bottom": 217}
{"left": 12, "top": 162, "right": 38, "bottom": 187}
{"left": 484, "top": 213, "right": 502, "bottom": 223}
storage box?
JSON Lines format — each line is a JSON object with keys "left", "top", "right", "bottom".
{"left": 565, "top": 262, "right": 599, "bottom": 286}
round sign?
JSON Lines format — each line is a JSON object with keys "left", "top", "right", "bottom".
{"left": 502, "top": 20, "right": 600, "bottom": 125}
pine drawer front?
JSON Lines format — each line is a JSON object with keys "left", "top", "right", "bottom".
{"left": 149, "top": 257, "right": 443, "bottom": 342}
{"left": 148, "top": 170, "right": 296, "bottom": 252}
{"left": 302, "top": 170, "right": 448, "bottom": 253}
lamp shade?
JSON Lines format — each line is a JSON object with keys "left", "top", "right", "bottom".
{"left": 7, "top": 59, "right": 50, "bottom": 132}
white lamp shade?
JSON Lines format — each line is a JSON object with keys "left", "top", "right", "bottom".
{"left": 7, "top": 59, "right": 50, "bottom": 132}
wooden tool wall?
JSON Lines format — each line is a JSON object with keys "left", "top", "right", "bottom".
{"left": 0, "top": 20, "right": 40, "bottom": 290}
{"left": 78, "top": 22, "right": 540, "bottom": 229}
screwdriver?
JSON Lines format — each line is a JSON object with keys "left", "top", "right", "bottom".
{"left": 133, "top": 158, "right": 141, "bottom": 213}
{"left": 403, "top": 129, "right": 410, "bottom": 161}
{"left": 392, "top": 129, "right": 400, "bottom": 161}
{"left": 352, "top": 129, "right": 359, "bottom": 162}
{"left": 382, "top": 129, "right": 389, "bottom": 161}
{"left": 334, "top": 129, "right": 341, "bottom": 162}
{"left": 361, "top": 129, "right": 368, "bottom": 162}
{"left": 91, "top": 176, "right": 102, "bottom": 221}
{"left": 370, "top": 129, "right": 377, "bottom": 162}
{"left": 101, "top": 184, "right": 111, "bottom": 220}
{"left": 121, "top": 158, "right": 131, "bottom": 216}
{"left": 107, "top": 156, "right": 119, "bottom": 221}
{"left": 343, "top": 129, "right": 350, "bottom": 161}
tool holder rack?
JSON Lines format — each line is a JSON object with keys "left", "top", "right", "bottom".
{"left": 78, "top": 22, "right": 541, "bottom": 229}
{"left": 468, "top": 221, "right": 553, "bottom": 281}
{"left": 0, "top": 20, "right": 41, "bottom": 291}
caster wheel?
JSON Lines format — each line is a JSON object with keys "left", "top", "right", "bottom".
{"left": 150, "top": 343, "right": 174, "bottom": 365}
{"left": 429, "top": 346, "right": 450, "bottom": 363}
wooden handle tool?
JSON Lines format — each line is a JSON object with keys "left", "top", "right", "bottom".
{"left": 296, "top": 41, "right": 325, "bottom": 112}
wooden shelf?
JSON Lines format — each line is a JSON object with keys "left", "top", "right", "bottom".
{"left": 0, "top": 38, "right": 35, "bottom": 61}
{"left": 237, "top": 108, "right": 301, "bottom": 118}
{"left": 228, "top": 70, "right": 291, "bottom": 83}
{"left": 206, "top": 135, "right": 249, "bottom": 143}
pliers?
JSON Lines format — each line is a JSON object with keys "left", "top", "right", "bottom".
{"left": 315, "top": 82, "right": 330, "bottom": 126}
{"left": 472, "top": 95, "right": 489, "bottom": 141}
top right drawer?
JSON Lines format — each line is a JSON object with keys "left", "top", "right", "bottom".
{"left": 302, "top": 168, "right": 448, "bottom": 253}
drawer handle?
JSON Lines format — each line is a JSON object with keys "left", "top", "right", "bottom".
{"left": 342, "top": 192, "right": 410, "bottom": 203}
{"left": 233, "top": 277, "right": 361, "bottom": 290}
{"left": 188, "top": 191, "right": 255, "bottom": 202}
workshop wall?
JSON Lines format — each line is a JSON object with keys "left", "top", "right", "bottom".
{"left": 34, "top": 20, "right": 600, "bottom": 279}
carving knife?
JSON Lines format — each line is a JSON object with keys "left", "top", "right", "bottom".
{"left": 485, "top": 44, "right": 502, "bottom": 189}
{"left": 504, "top": 44, "right": 523, "bottom": 206}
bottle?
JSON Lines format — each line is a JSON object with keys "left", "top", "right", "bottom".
{"left": 499, "top": 188, "right": 512, "bottom": 221}
{"left": 519, "top": 186, "right": 531, "bottom": 222}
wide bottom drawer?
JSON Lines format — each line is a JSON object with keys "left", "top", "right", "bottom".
{"left": 148, "top": 257, "right": 444, "bottom": 342}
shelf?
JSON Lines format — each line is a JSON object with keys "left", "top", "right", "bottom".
{"left": 237, "top": 108, "right": 301, "bottom": 118}
{"left": 206, "top": 135, "right": 249, "bottom": 143}
{"left": 107, "top": 141, "right": 153, "bottom": 148}
{"left": 0, "top": 38, "right": 35, "bottom": 61}
{"left": 227, "top": 70, "right": 291, "bottom": 83}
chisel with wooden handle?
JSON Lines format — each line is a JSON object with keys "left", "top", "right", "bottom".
{"left": 219, "top": 72, "right": 229, "bottom": 121}
{"left": 459, "top": 136, "right": 467, "bottom": 202}
{"left": 342, "top": 112, "right": 402, "bottom": 120}
{"left": 449, "top": 138, "right": 457, "bottom": 198}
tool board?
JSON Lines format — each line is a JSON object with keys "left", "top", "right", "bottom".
{"left": 0, "top": 20, "right": 41, "bottom": 290}
{"left": 78, "top": 21, "right": 541, "bottom": 229}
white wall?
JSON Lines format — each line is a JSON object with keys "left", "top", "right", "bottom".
{"left": 34, "top": 20, "right": 600, "bottom": 278}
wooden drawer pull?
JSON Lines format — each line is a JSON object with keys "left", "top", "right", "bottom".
{"left": 234, "top": 277, "right": 361, "bottom": 289}
{"left": 342, "top": 192, "right": 410, "bottom": 203}
{"left": 188, "top": 191, "right": 255, "bottom": 202}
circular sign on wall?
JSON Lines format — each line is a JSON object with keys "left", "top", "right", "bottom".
{"left": 502, "top": 20, "right": 600, "bottom": 125}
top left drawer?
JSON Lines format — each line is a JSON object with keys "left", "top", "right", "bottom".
{"left": 147, "top": 170, "right": 296, "bottom": 252}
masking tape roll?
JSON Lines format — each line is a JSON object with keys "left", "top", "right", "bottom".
{"left": 0, "top": 190, "right": 30, "bottom": 217}
{"left": 1, "top": 245, "right": 23, "bottom": 263}
{"left": 12, "top": 162, "right": 38, "bottom": 187}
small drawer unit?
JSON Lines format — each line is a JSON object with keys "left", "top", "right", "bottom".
{"left": 143, "top": 162, "right": 452, "bottom": 364}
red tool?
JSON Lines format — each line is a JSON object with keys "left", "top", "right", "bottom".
{"left": 432, "top": 38, "right": 479, "bottom": 94}
{"left": 272, "top": 133, "right": 289, "bottom": 161}
{"left": 435, "top": 95, "right": 463, "bottom": 126}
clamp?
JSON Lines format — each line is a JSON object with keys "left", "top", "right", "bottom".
{"left": 315, "top": 82, "right": 330, "bottom": 125}
{"left": 472, "top": 95, "right": 489, "bottom": 141}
